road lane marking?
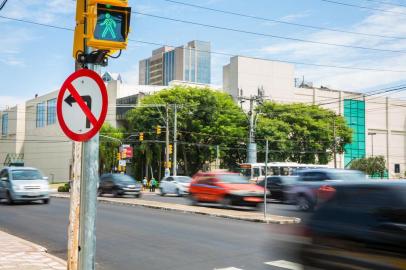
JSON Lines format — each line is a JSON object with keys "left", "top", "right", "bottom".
{"left": 214, "top": 268, "right": 244, "bottom": 270}
{"left": 265, "top": 260, "right": 303, "bottom": 270}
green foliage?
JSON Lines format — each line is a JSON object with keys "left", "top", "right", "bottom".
{"left": 349, "top": 156, "right": 386, "bottom": 177}
{"left": 256, "top": 102, "right": 352, "bottom": 164}
{"left": 99, "top": 123, "right": 124, "bottom": 173}
{"left": 57, "top": 183, "right": 70, "bottom": 192}
{"left": 125, "top": 86, "right": 247, "bottom": 178}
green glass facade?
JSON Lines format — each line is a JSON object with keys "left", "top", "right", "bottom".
{"left": 344, "top": 99, "right": 366, "bottom": 167}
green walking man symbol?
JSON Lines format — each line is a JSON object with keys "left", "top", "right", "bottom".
{"left": 100, "top": 13, "right": 117, "bottom": 39}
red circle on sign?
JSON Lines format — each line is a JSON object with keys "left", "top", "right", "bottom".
{"left": 57, "top": 69, "right": 108, "bottom": 142}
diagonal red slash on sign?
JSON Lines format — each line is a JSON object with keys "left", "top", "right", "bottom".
{"left": 66, "top": 83, "right": 99, "bottom": 127}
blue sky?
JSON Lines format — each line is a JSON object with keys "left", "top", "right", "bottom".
{"left": 2, "top": 0, "right": 406, "bottom": 108}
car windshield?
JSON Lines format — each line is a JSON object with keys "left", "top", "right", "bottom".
{"left": 218, "top": 174, "right": 249, "bottom": 184}
{"left": 176, "top": 177, "right": 192, "bottom": 183}
{"left": 12, "top": 170, "right": 43, "bottom": 180}
{"left": 329, "top": 171, "right": 366, "bottom": 181}
{"left": 113, "top": 174, "right": 136, "bottom": 184}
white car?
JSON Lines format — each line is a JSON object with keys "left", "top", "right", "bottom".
{"left": 159, "top": 176, "right": 192, "bottom": 196}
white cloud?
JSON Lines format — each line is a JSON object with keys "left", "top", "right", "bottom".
{"left": 279, "top": 10, "right": 312, "bottom": 23}
{"left": 259, "top": 5, "right": 406, "bottom": 92}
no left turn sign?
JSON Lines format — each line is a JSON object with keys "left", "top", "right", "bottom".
{"left": 57, "top": 69, "right": 108, "bottom": 142}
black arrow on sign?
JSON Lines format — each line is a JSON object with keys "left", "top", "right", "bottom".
{"left": 64, "top": 94, "right": 92, "bottom": 128}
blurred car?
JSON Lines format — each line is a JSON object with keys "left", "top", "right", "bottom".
{"left": 299, "top": 181, "right": 406, "bottom": 270}
{"left": 189, "top": 171, "right": 266, "bottom": 208}
{"left": 159, "top": 176, "right": 192, "bottom": 196}
{"left": 0, "top": 167, "right": 50, "bottom": 204}
{"left": 98, "top": 173, "right": 142, "bottom": 198}
{"left": 285, "top": 168, "right": 366, "bottom": 211}
{"left": 257, "top": 176, "right": 297, "bottom": 201}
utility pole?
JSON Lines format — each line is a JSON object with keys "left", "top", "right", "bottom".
{"left": 165, "top": 105, "right": 170, "bottom": 177}
{"left": 333, "top": 117, "right": 337, "bottom": 169}
{"left": 368, "top": 132, "right": 377, "bottom": 156}
{"left": 216, "top": 145, "right": 220, "bottom": 169}
{"left": 172, "top": 104, "right": 177, "bottom": 176}
{"left": 263, "top": 139, "right": 268, "bottom": 220}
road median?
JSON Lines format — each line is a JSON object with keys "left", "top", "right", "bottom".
{"left": 52, "top": 193, "right": 300, "bottom": 224}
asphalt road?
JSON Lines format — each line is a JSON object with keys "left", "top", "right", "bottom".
{"left": 0, "top": 198, "right": 302, "bottom": 270}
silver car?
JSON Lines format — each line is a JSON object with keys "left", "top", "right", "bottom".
{"left": 0, "top": 167, "right": 50, "bottom": 204}
{"left": 285, "top": 168, "right": 366, "bottom": 211}
{"left": 159, "top": 176, "right": 192, "bottom": 196}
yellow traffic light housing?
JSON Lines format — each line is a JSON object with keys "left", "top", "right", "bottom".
{"left": 139, "top": 132, "right": 144, "bottom": 142}
{"left": 156, "top": 125, "right": 161, "bottom": 135}
{"left": 86, "top": 0, "right": 131, "bottom": 51}
{"left": 169, "top": 144, "right": 173, "bottom": 154}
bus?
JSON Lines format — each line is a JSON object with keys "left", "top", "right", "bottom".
{"left": 239, "top": 162, "right": 329, "bottom": 182}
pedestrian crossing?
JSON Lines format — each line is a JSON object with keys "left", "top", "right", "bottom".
{"left": 215, "top": 260, "right": 302, "bottom": 270}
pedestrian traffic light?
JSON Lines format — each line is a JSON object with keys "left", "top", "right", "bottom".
{"left": 86, "top": 0, "right": 131, "bottom": 51}
{"left": 156, "top": 125, "right": 161, "bottom": 135}
{"left": 169, "top": 144, "right": 173, "bottom": 154}
{"left": 139, "top": 132, "right": 144, "bottom": 141}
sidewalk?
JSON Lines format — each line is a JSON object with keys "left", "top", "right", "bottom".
{"left": 52, "top": 193, "right": 301, "bottom": 224}
{"left": 0, "top": 230, "right": 66, "bottom": 270}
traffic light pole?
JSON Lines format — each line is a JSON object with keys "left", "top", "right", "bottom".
{"left": 165, "top": 105, "right": 170, "bottom": 177}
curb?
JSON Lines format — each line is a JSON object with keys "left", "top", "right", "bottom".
{"left": 52, "top": 193, "right": 301, "bottom": 224}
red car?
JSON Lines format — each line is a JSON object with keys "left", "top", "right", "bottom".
{"left": 189, "top": 171, "right": 266, "bottom": 208}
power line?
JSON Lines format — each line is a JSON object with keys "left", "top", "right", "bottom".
{"left": 161, "top": 0, "right": 406, "bottom": 40}
{"left": 132, "top": 11, "right": 406, "bottom": 54}
{"left": 2, "top": 15, "right": 406, "bottom": 73}
{"left": 361, "top": 0, "right": 406, "bottom": 8}
{"left": 318, "top": 0, "right": 406, "bottom": 15}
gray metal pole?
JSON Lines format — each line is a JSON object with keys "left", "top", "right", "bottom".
{"left": 216, "top": 145, "right": 220, "bottom": 169}
{"left": 77, "top": 2, "right": 98, "bottom": 266}
{"left": 172, "top": 104, "right": 177, "bottom": 176}
{"left": 165, "top": 105, "right": 170, "bottom": 176}
{"left": 263, "top": 139, "right": 268, "bottom": 219}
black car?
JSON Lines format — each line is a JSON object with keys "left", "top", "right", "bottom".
{"left": 98, "top": 173, "right": 142, "bottom": 198}
{"left": 300, "top": 181, "right": 406, "bottom": 269}
{"left": 257, "top": 176, "right": 297, "bottom": 201}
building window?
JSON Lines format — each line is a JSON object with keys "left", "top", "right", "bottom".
{"left": 36, "top": 102, "right": 46, "bottom": 128}
{"left": 344, "top": 99, "right": 366, "bottom": 167}
{"left": 47, "top": 99, "right": 56, "bottom": 125}
{"left": 395, "top": 164, "right": 400, "bottom": 173}
{"left": 1, "top": 113, "right": 8, "bottom": 136}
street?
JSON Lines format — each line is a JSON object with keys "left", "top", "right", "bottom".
{"left": 0, "top": 198, "right": 301, "bottom": 270}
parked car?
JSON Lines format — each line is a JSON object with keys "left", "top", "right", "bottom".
{"left": 189, "top": 171, "right": 266, "bottom": 208}
{"left": 159, "top": 176, "right": 192, "bottom": 196}
{"left": 0, "top": 167, "right": 50, "bottom": 204}
{"left": 285, "top": 168, "right": 366, "bottom": 211}
{"left": 257, "top": 176, "right": 297, "bottom": 201}
{"left": 98, "top": 173, "right": 142, "bottom": 198}
{"left": 299, "top": 181, "right": 406, "bottom": 269}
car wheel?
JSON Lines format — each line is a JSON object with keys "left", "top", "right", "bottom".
{"left": 97, "top": 188, "right": 103, "bottom": 197}
{"left": 135, "top": 193, "right": 141, "bottom": 198}
{"left": 297, "top": 195, "right": 313, "bottom": 211}
{"left": 159, "top": 188, "right": 166, "bottom": 196}
{"left": 5, "top": 191, "right": 14, "bottom": 205}
{"left": 112, "top": 189, "right": 119, "bottom": 198}
{"left": 176, "top": 188, "right": 182, "bottom": 197}
{"left": 43, "top": 198, "right": 50, "bottom": 204}
{"left": 189, "top": 194, "right": 199, "bottom": 206}
{"left": 220, "top": 196, "right": 232, "bottom": 209}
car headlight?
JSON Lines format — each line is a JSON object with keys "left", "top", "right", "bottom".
{"left": 12, "top": 184, "right": 22, "bottom": 191}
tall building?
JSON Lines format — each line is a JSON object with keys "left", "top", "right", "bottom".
{"left": 139, "top": 40, "right": 211, "bottom": 86}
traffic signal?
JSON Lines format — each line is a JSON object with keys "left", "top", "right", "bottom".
{"left": 86, "top": 0, "right": 131, "bottom": 51}
{"left": 156, "top": 125, "right": 161, "bottom": 135}
{"left": 116, "top": 152, "right": 120, "bottom": 160}
{"left": 168, "top": 144, "right": 173, "bottom": 154}
{"left": 139, "top": 132, "right": 144, "bottom": 141}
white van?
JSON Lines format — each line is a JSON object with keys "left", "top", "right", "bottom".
{"left": 0, "top": 167, "right": 50, "bottom": 204}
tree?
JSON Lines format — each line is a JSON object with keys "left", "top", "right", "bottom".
{"left": 125, "top": 86, "right": 247, "bottom": 178}
{"left": 349, "top": 156, "right": 386, "bottom": 177}
{"left": 99, "top": 123, "right": 123, "bottom": 174}
{"left": 256, "top": 102, "right": 352, "bottom": 164}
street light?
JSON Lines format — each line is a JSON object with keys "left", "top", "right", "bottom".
{"left": 368, "top": 132, "right": 377, "bottom": 156}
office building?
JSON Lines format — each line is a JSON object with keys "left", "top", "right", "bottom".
{"left": 139, "top": 40, "right": 211, "bottom": 86}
